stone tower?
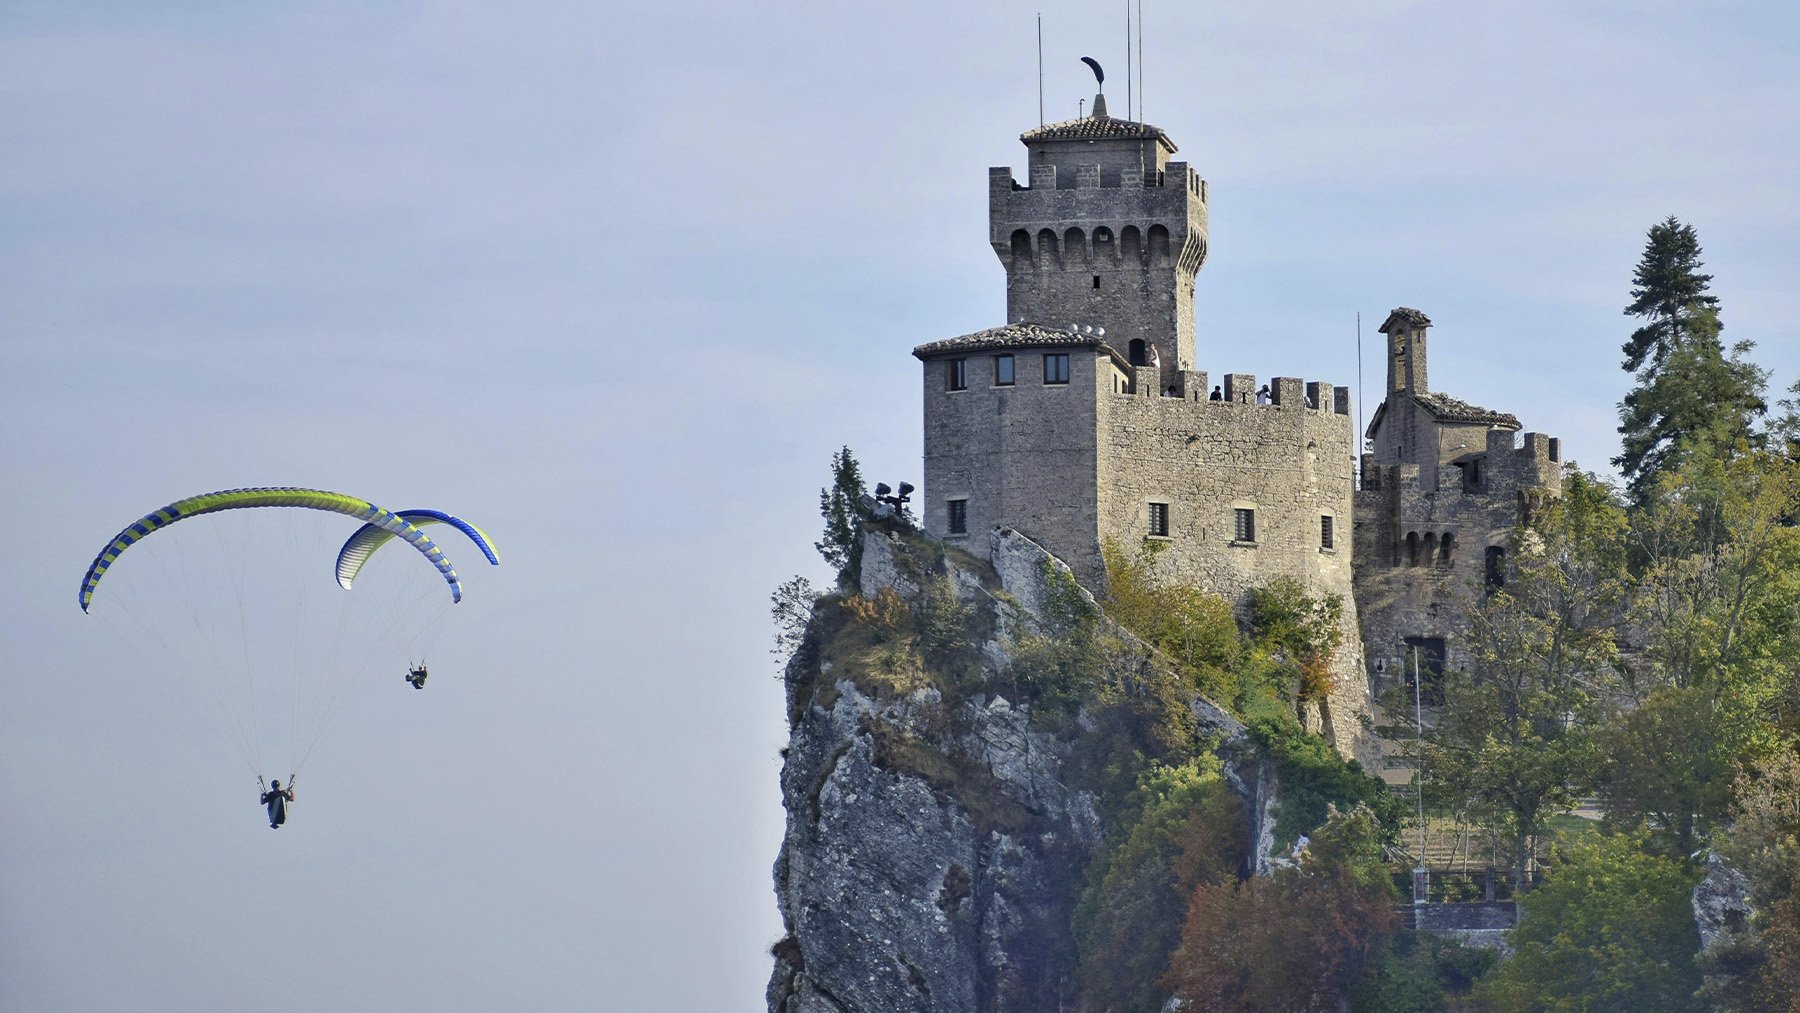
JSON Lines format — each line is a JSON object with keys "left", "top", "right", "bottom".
{"left": 1384, "top": 306, "right": 1429, "bottom": 395}
{"left": 915, "top": 96, "right": 1370, "bottom": 754}
{"left": 989, "top": 89, "right": 1209, "bottom": 373}
{"left": 1354, "top": 308, "right": 1564, "bottom": 697}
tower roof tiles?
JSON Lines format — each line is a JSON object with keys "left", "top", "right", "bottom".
{"left": 1412, "top": 391, "right": 1520, "bottom": 428}
{"left": 1380, "top": 307, "right": 1432, "bottom": 332}
{"left": 913, "top": 322, "right": 1111, "bottom": 359}
{"left": 1366, "top": 391, "right": 1521, "bottom": 440}
{"left": 1020, "top": 114, "right": 1176, "bottom": 151}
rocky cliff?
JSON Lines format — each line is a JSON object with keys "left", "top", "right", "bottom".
{"left": 767, "top": 524, "right": 1277, "bottom": 1012}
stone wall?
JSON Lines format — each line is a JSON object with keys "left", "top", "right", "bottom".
{"left": 919, "top": 343, "right": 1106, "bottom": 583}
{"left": 1354, "top": 429, "right": 1563, "bottom": 690}
{"left": 1407, "top": 901, "right": 1518, "bottom": 952}
{"left": 1096, "top": 375, "right": 1371, "bottom": 756}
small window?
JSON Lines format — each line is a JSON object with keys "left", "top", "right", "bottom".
{"left": 1320, "top": 515, "right": 1334, "bottom": 550}
{"left": 947, "top": 498, "right": 968, "bottom": 535}
{"left": 947, "top": 358, "right": 967, "bottom": 391}
{"left": 1402, "top": 637, "right": 1447, "bottom": 706}
{"left": 1233, "top": 508, "right": 1256, "bottom": 543}
{"left": 1485, "top": 546, "right": 1505, "bottom": 591}
{"left": 994, "top": 354, "right": 1014, "bottom": 386}
{"left": 1148, "top": 502, "right": 1170, "bottom": 537}
{"left": 1044, "top": 353, "right": 1070, "bottom": 385}
{"left": 1092, "top": 275, "right": 1101, "bottom": 290}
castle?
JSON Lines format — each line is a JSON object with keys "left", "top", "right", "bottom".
{"left": 911, "top": 88, "right": 1563, "bottom": 752}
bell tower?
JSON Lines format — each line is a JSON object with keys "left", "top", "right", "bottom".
{"left": 1381, "top": 307, "right": 1431, "bottom": 394}
{"left": 988, "top": 88, "right": 1210, "bottom": 372}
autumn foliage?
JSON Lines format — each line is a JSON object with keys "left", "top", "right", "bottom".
{"left": 1164, "top": 804, "right": 1398, "bottom": 1012}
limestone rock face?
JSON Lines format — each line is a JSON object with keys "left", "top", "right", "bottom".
{"left": 768, "top": 525, "right": 1271, "bottom": 1012}
{"left": 768, "top": 678, "right": 1095, "bottom": 1012}
{"left": 1693, "top": 851, "right": 1753, "bottom": 951}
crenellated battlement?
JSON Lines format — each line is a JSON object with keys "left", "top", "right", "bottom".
{"left": 991, "top": 160, "right": 1206, "bottom": 196}
{"left": 990, "top": 155, "right": 1210, "bottom": 373}
{"left": 990, "top": 161, "right": 1207, "bottom": 253}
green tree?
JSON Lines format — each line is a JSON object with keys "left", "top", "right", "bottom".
{"left": 1594, "top": 685, "right": 1733, "bottom": 860}
{"left": 1249, "top": 716, "right": 1405, "bottom": 849}
{"left": 1477, "top": 832, "right": 1704, "bottom": 1013}
{"left": 1247, "top": 577, "right": 1345, "bottom": 722}
{"left": 1072, "top": 757, "right": 1248, "bottom": 1013}
{"left": 1621, "top": 216, "right": 1717, "bottom": 375}
{"left": 1417, "top": 471, "right": 1628, "bottom": 888}
{"left": 815, "top": 446, "right": 867, "bottom": 585}
{"left": 1630, "top": 450, "right": 1800, "bottom": 697}
{"left": 1609, "top": 451, "right": 1800, "bottom": 861}
{"left": 1615, "top": 217, "right": 1767, "bottom": 502}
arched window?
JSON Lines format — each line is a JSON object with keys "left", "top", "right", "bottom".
{"left": 1128, "top": 339, "right": 1148, "bottom": 366}
{"left": 1010, "top": 229, "right": 1031, "bottom": 262}
{"left": 1063, "top": 227, "right": 1087, "bottom": 265}
{"left": 1121, "top": 225, "right": 1142, "bottom": 263}
{"left": 1405, "top": 531, "right": 1420, "bottom": 566}
{"left": 1036, "top": 229, "right": 1060, "bottom": 268}
{"left": 1438, "top": 531, "right": 1455, "bottom": 566}
{"left": 1148, "top": 224, "right": 1172, "bottom": 266}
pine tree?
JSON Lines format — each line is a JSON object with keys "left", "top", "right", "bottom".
{"left": 1621, "top": 217, "right": 1718, "bottom": 374}
{"left": 815, "top": 446, "right": 867, "bottom": 585}
{"left": 1614, "top": 217, "right": 1766, "bottom": 502}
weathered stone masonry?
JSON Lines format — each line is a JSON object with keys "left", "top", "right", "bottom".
{"left": 914, "top": 94, "right": 1562, "bottom": 756}
{"left": 1354, "top": 308, "right": 1563, "bottom": 697}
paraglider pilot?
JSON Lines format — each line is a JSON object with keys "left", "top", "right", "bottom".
{"left": 259, "top": 777, "right": 295, "bottom": 829}
{"left": 406, "top": 664, "right": 428, "bottom": 690}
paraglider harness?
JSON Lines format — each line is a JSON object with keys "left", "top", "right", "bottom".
{"left": 405, "top": 664, "right": 428, "bottom": 689}
{"left": 258, "top": 774, "right": 296, "bottom": 829}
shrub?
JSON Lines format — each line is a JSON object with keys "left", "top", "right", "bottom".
{"left": 1250, "top": 716, "right": 1405, "bottom": 848}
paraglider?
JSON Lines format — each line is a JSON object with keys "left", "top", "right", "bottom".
{"left": 335, "top": 509, "right": 500, "bottom": 593}
{"left": 260, "top": 777, "right": 295, "bottom": 829}
{"left": 80, "top": 487, "right": 464, "bottom": 613}
{"left": 78, "top": 486, "right": 499, "bottom": 823}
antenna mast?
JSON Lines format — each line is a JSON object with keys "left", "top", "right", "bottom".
{"left": 1138, "top": 0, "right": 1145, "bottom": 125}
{"left": 1037, "top": 13, "right": 1044, "bottom": 126}
{"left": 1125, "top": 0, "right": 1132, "bottom": 120}
{"left": 1356, "top": 311, "right": 1364, "bottom": 487}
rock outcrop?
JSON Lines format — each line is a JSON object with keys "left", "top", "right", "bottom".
{"left": 768, "top": 524, "right": 1273, "bottom": 1012}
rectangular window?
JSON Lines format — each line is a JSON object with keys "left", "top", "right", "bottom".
{"left": 1043, "top": 353, "right": 1070, "bottom": 385}
{"left": 1403, "top": 637, "right": 1447, "bottom": 706}
{"left": 994, "top": 354, "right": 1014, "bottom": 386}
{"left": 947, "top": 358, "right": 967, "bottom": 391}
{"left": 1320, "top": 515, "right": 1334, "bottom": 549}
{"left": 947, "top": 498, "right": 968, "bottom": 535}
{"left": 1233, "top": 507, "right": 1256, "bottom": 543}
{"left": 1148, "top": 502, "right": 1170, "bottom": 537}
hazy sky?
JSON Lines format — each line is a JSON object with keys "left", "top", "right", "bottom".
{"left": 4, "top": 2, "right": 1797, "bottom": 1010}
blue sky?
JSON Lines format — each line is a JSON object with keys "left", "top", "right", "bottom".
{"left": 3, "top": 2, "right": 1797, "bottom": 1009}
